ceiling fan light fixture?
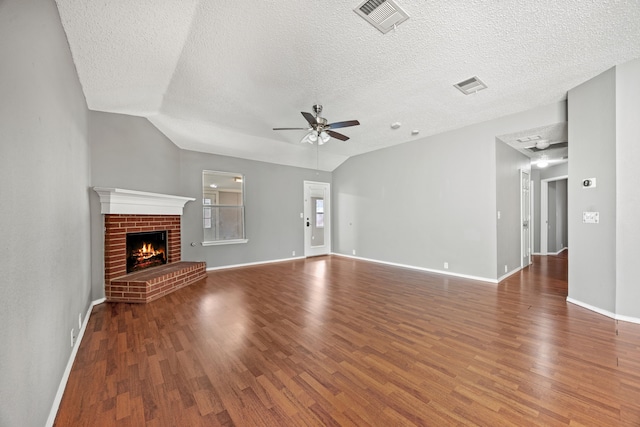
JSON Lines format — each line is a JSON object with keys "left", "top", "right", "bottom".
{"left": 320, "top": 131, "right": 330, "bottom": 144}
{"left": 308, "top": 132, "right": 318, "bottom": 142}
{"left": 535, "top": 139, "right": 550, "bottom": 150}
{"left": 536, "top": 155, "right": 549, "bottom": 168}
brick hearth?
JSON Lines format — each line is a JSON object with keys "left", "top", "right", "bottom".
{"left": 104, "top": 214, "right": 205, "bottom": 303}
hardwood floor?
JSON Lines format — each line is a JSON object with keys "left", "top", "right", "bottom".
{"left": 55, "top": 254, "right": 640, "bottom": 426}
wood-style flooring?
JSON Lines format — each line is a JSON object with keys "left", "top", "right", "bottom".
{"left": 55, "top": 253, "right": 640, "bottom": 426}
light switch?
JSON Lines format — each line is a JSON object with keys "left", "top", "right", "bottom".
{"left": 583, "top": 212, "right": 599, "bottom": 224}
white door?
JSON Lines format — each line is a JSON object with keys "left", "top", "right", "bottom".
{"left": 304, "top": 181, "right": 331, "bottom": 257}
{"left": 521, "top": 170, "right": 532, "bottom": 267}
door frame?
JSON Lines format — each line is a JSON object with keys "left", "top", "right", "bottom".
{"left": 540, "top": 174, "right": 568, "bottom": 255}
{"left": 520, "top": 169, "right": 532, "bottom": 267}
{"left": 303, "top": 181, "right": 331, "bottom": 257}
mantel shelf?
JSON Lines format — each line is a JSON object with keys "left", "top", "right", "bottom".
{"left": 94, "top": 187, "right": 195, "bottom": 215}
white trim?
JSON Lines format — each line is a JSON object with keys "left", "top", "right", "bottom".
{"left": 332, "top": 253, "right": 498, "bottom": 284}
{"left": 201, "top": 239, "right": 248, "bottom": 246}
{"left": 548, "top": 247, "right": 568, "bottom": 256}
{"left": 46, "top": 297, "right": 106, "bottom": 427}
{"left": 566, "top": 297, "right": 616, "bottom": 319}
{"left": 206, "top": 256, "right": 306, "bottom": 271}
{"left": 540, "top": 180, "right": 548, "bottom": 255}
{"left": 539, "top": 175, "right": 568, "bottom": 256}
{"left": 615, "top": 314, "right": 640, "bottom": 325}
{"left": 566, "top": 297, "right": 640, "bottom": 325}
{"left": 304, "top": 181, "right": 331, "bottom": 257}
{"left": 497, "top": 266, "right": 523, "bottom": 282}
{"left": 93, "top": 187, "right": 195, "bottom": 215}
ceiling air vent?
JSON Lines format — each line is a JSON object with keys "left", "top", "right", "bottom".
{"left": 354, "top": 0, "right": 409, "bottom": 34}
{"left": 454, "top": 76, "right": 488, "bottom": 95}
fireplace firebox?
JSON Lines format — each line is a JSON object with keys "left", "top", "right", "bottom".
{"left": 126, "top": 231, "right": 167, "bottom": 273}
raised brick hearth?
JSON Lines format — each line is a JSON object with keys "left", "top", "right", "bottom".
{"left": 103, "top": 214, "right": 206, "bottom": 303}
{"left": 108, "top": 261, "right": 206, "bottom": 303}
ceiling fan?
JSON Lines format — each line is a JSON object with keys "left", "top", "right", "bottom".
{"left": 273, "top": 105, "right": 360, "bottom": 145}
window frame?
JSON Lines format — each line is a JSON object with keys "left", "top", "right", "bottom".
{"left": 201, "top": 170, "right": 248, "bottom": 246}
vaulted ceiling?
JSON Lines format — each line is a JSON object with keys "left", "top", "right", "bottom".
{"left": 55, "top": 0, "right": 640, "bottom": 170}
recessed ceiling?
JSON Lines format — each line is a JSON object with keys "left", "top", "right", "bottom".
{"left": 498, "top": 122, "right": 569, "bottom": 169}
{"left": 54, "top": 0, "right": 640, "bottom": 171}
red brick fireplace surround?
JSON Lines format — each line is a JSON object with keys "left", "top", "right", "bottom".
{"left": 95, "top": 188, "right": 206, "bottom": 303}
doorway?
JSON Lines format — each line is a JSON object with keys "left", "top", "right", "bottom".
{"left": 540, "top": 175, "right": 568, "bottom": 255}
{"left": 304, "top": 181, "right": 331, "bottom": 257}
{"left": 521, "top": 169, "right": 532, "bottom": 267}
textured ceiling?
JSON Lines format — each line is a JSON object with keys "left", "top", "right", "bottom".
{"left": 55, "top": 0, "right": 640, "bottom": 171}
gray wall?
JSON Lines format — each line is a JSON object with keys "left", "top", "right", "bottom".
{"left": 568, "top": 67, "right": 617, "bottom": 312}
{"left": 179, "top": 150, "right": 331, "bottom": 268}
{"left": 569, "top": 58, "right": 640, "bottom": 320}
{"left": 0, "top": 0, "right": 93, "bottom": 426}
{"left": 332, "top": 102, "right": 566, "bottom": 281}
{"left": 496, "top": 141, "right": 530, "bottom": 276}
{"left": 615, "top": 58, "right": 640, "bottom": 319}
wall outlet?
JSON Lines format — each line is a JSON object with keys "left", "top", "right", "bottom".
{"left": 504, "top": 265, "right": 508, "bottom": 273}
{"left": 352, "top": 249, "right": 356, "bottom": 255}
{"left": 444, "top": 262, "right": 449, "bottom": 269}
{"left": 292, "top": 250, "right": 295, "bottom": 257}
{"left": 497, "top": 211, "right": 501, "bottom": 219}
{"left": 70, "top": 328, "right": 75, "bottom": 348}
{"left": 78, "top": 313, "right": 82, "bottom": 330}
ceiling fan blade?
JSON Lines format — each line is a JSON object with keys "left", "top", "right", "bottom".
{"left": 273, "top": 127, "right": 309, "bottom": 130}
{"left": 327, "top": 120, "right": 360, "bottom": 129}
{"left": 301, "top": 112, "right": 317, "bottom": 126}
{"left": 327, "top": 130, "right": 350, "bottom": 141}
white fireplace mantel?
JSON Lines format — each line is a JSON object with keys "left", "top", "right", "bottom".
{"left": 94, "top": 187, "right": 195, "bottom": 215}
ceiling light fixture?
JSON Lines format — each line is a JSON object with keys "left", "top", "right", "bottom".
{"left": 319, "top": 131, "right": 330, "bottom": 144}
{"left": 536, "top": 156, "right": 549, "bottom": 168}
{"left": 234, "top": 177, "right": 243, "bottom": 183}
{"left": 535, "top": 139, "right": 550, "bottom": 150}
{"left": 209, "top": 184, "right": 218, "bottom": 188}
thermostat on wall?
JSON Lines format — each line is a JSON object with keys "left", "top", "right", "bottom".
{"left": 582, "top": 178, "right": 597, "bottom": 188}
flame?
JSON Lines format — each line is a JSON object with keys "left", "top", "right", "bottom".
{"left": 132, "top": 242, "right": 165, "bottom": 260}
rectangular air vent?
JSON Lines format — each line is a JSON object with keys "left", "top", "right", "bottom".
{"left": 354, "top": 0, "right": 409, "bottom": 34}
{"left": 453, "top": 76, "right": 488, "bottom": 95}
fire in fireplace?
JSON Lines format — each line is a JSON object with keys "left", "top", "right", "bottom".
{"left": 126, "top": 231, "right": 167, "bottom": 273}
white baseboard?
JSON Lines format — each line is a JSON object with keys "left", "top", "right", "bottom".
{"left": 497, "top": 266, "right": 522, "bottom": 282}
{"left": 532, "top": 247, "right": 568, "bottom": 256}
{"left": 566, "top": 297, "right": 640, "bottom": 325}
{"left": 331, "top": 253, "right": 498, "bottom": 284}
{"left": 615, "top": 313, "right": 640, "bottom": 325}
{"left": 45, "top": 297, "right": 106, "bottom": 427}
{"left": 206, "top": 256, "right": 306, "bottom": 272}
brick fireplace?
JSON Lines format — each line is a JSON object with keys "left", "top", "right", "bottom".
{"left": 95, "top": 188, "right": 206, "bottom": 303}
{"left": 104, "top": 214, "right": 180, "bottom": 282}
